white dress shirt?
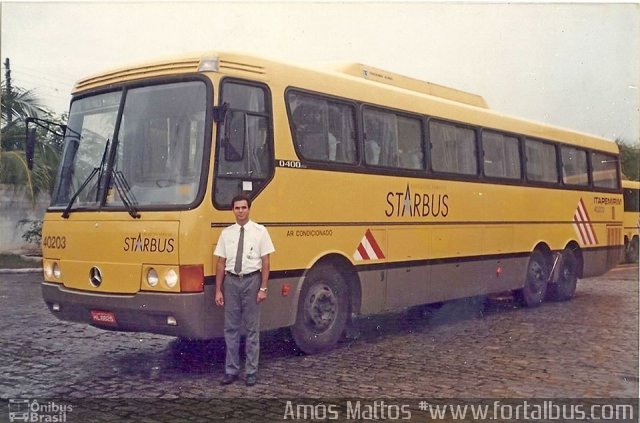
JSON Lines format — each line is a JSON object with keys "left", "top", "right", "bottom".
{"left": 214, "top": 220, "right": 275, "bottom": 274}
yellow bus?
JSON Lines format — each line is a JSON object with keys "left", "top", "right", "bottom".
{"left": 622, "top": 179, "right": 640, "bottom": 262}
{"left": 35, "top": 52, "right": 623, "bottom": 354}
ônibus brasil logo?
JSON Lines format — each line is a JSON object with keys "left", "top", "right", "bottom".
{"left": 8, "top": 399, "right": 73, "bottom": 422}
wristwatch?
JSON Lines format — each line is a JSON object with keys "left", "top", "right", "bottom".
{"left": 259, "top": 287, "right": 268, "bottom": 293}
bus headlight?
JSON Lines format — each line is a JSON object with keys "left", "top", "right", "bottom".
{"left": 142, "top": 265, "right": 192, "bottom": 292}
{"left": 164, "top": 269, "right": 178, "bottom": 288}
{"left": 44, "top": 262, "right": 53, "bottom": 279}
{"left": 146, "top": 268, "right": 159, "bottom": 287}
{"left": 52, "top": 262, "right": 61, "bottom": 279}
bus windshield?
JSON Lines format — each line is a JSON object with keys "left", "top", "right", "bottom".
{"left": 51, "top": 80, "right": 208, "bottom": 210}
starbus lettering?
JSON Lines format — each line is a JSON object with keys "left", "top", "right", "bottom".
{"left": 123, "top": 234, "right": 175, "bottom": 253}
{"left": 385, "top": 184, "right": 449, "bottom": 218}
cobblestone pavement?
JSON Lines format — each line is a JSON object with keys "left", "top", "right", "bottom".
{"left": 0, "top": 266, "right": 637, "bottom": 422}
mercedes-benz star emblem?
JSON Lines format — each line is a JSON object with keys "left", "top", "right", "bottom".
{"left": 89, "top": 267, "right": 103, "bottom": 287}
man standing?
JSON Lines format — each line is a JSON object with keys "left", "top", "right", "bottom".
{"left": 214, "top": 194, "right": 275, "bottom": 386}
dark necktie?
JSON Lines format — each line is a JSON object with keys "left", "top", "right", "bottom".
{"left": 234, "top": 226, "right": 244, "bottom": 274}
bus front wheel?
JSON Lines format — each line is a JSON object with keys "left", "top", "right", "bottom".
{"left": 291, "top": 264, "right": 349, "bottom": 354}
{"left": 546, "top": 248, "right": 578, "bottom": 302}
{"left": 516, "top": 250, "right": 549, "bottom": 307}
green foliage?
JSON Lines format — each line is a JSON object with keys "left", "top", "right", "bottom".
{"left": 1, "top": 80, "right": 48, "bottom": 123}
{"left": 1, "top": 79, "right": 64, "bottom": 204}
{"left": 18, "top": 219, "right": 43, "bottom": 246}
{"left": 616, "top": 139, "right": 640, "bottom": 181}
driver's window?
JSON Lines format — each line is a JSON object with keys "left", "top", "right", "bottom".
{"left": 214, "top": 80, "right": 273, "bottom": 208}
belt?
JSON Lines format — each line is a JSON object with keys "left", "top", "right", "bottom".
{"left": 226, "top": 270, "right": 260, "bottom": 279}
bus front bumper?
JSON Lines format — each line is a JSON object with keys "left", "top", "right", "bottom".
{"left": 41, "top": 282, "right": 223, "bottom": 339}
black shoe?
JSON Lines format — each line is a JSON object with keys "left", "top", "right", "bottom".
{"left": 245, "top": 373, "right": 257, "bottom": 386}
{"left": 220, "top": 373, "right": 238, "bottom": 385}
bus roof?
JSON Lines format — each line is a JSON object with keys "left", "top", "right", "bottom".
{"left": 72, "top": 50, "right": 617, "bottom": 154}
{"left": 325, "top": 62, "right": 489, "bottom": 109}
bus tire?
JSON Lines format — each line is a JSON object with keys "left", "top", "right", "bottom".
{"left": 291, "top": 264, "right": 349, "bottom": 354}
{"left": 546, "top": 248, "right": 578, "bottom": 302}
{"left": 515, "top": 250, "right": 549, "bottom": 307}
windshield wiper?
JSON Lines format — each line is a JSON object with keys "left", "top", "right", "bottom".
{"left": 111, "top": 170, "right": 140, "bottom": 218}
{"left": 94, "top": 137, "right": 111, "bottom": 202}
{"left": 61, "top": 139, "right": 110, "bottom": 219}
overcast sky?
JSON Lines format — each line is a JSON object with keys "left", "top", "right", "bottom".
{"left": 2, "top": 2, "right": 639, "bottom": 145}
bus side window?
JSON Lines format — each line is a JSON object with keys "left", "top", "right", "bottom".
{"left": 363, "top": 108, "right": 399, "bottom": 167}
{"left": 215, "top": 80, "right": 273, "bottom": 207}
{"left": 483, "top": 130, "right": 521, "bottom": 179}
{"left": 294, "top": 103, "right": 329, "bottom": 161}
{"left": 429, "top": 120, "right": 477, "bottom": 175}
{"left": 397, "top": 115, "right": 423, "bottom": 170}
{"left": 363, "top": 109, "right": 422, "bottom": 170}
{"left": 592, "top": 152, "right": 620, "bottom": 189}
{"left": 561, "top": 146, "right": 589, "bottom": 186}
{"left": 327, "top": 104, "right": 357, "bottom": 163}
{"left": 623, "top": 187, "right": 640, "bottom": 212}
{"left": 288, "top": 92, "right": 357, "bottom": 165}
{"left": 525, "top": 139, "right": 558, "bottom": 184}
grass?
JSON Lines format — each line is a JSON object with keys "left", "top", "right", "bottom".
{"left": 0, "top": 253, "right": 41, "bottom": 269}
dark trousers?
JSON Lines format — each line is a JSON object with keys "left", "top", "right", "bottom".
{"left": 222, "top": 273, "right": 261, "bottom": 375}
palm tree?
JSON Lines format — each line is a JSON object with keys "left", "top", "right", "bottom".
{"left": 1, "top": 80, "right": 48, "bottom": 124}
{"left": 1, "top": 80, "right": 62, "bottom": 204}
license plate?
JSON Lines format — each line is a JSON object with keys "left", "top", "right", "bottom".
{"left": 90, "top": 310, "right": 117, "bottom": 326}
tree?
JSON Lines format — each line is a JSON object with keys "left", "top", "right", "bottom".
{"left": 0, "top": 79, "right": 63, "bottom": 204}
{"left": 1, "top": 79, "right": 48, "bottom": 124}
{"left": 616, "top": 139, "right": 640, "bottom": 181}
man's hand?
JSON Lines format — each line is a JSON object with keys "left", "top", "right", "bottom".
{"left": 215, "top": 291, "right": 224, "bottom": 307}
{"left": 257, "top": 290, "right": 267, "bottom": 304}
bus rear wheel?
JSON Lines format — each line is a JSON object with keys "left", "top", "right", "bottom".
{"left": 291, "top": 264, "right": 349, "bottom": 354}
{"left": 546, "top": 248, "right": 578, "bottom": 302}
{"left": 516, "top": 250, "right": 549, "bottom": 307}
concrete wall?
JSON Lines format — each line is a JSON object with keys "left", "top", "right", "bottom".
{"left": 0, "top": 184, "right": 49, "bottom": 254}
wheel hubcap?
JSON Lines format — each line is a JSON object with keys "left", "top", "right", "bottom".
{"left": 562, "top": 261, "right": 574, "bottom": 281}
{"left": 306, "top": 284, "right": 337, "bottom": 332}
{"left": 529, "top": 261, "right": 546, "bottom": 292}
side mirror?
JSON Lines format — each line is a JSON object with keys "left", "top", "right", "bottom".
{"left": 224, "top": 111, "right": 246, "bottom": 162}
{"left": 24, "top": 116, "right": 70, "bottom": 170}
{"left": 26, "top": 127, "right": 36, "bottom": 170}
{"left": 213, "top": 102, "right": 229, "bottom": 123}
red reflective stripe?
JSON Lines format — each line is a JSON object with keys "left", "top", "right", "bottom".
{"left": 574, "top": 216, "right": 589, "bottom": 245}
{"left": 576, "top": 200, "right": 597, "bottom": 245}
{"left": 365, "top": 229, "right": 385, "bottom": 259}
{"left": 577, "top": 199, "right": 594, "bottom": 244}
{"left": 575, "top": 207, "right": 592, "bottom": 245}
{"left": 357, "top": 243, "right": 370, "bottom": 260}
{"left": 578, "top": 199, "right": 598, "bottom": 244}
{"left": 588, "top": 221, "right": 598, "bottom": 245}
